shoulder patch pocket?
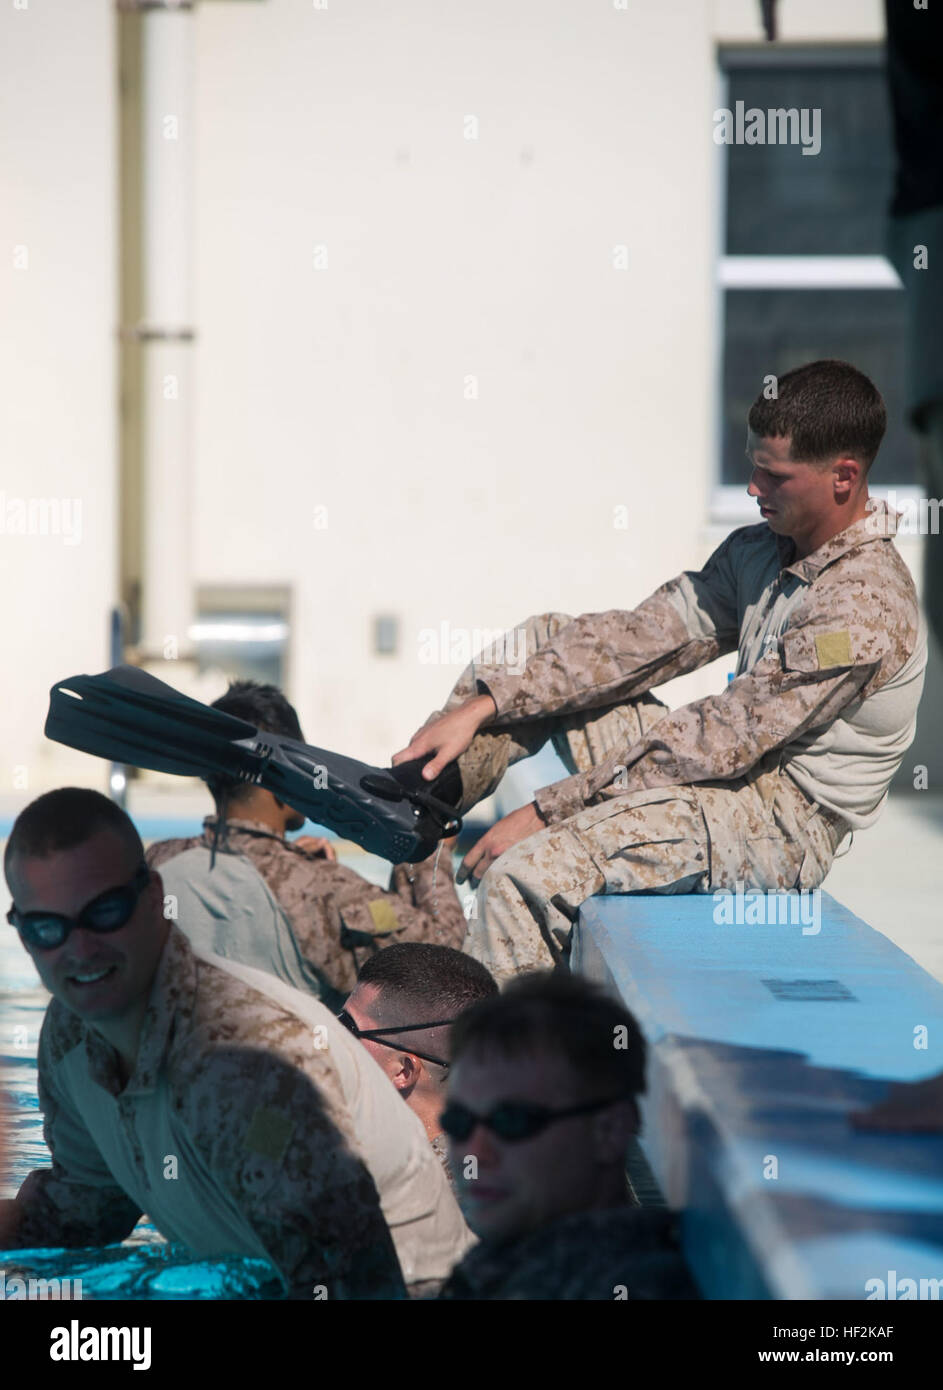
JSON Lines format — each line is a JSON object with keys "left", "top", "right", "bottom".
{"left": 367, "top": 898, "right": 399, "bottom": 933}
{"left": 244, "top": 1106, "right": 294, "bottom": 1162}
{"left": 814, "top": 630, "right": 852, "bottom": 669}
{"left": 339, "top": 898, "right": 399, "bottom": 945}
{"left": 782, "top": 626, "right": 855, "bottom": 673}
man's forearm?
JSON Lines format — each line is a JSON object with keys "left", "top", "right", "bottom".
{"left": 0, "top": 1169, "right": 141, "bottom": 1251}
{"left": 532, "top": 644, "right": 880, "bottom": 826}
{"left": 0, "top": 1197, "right": 22, "bottom": 1249}
{"left": 463, "top": 691, "right": 497, "bottom": 726}
{"left": 475, "top": 586, "right": 735, "bottom": 726}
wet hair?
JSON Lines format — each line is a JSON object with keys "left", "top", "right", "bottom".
{"left": 357, "top": 943, "right": 498, "bottom": 1061}
{"left": 450, "top": 970, "right": 647, "bottom": 1101}
{"left": 4, "top": 787, "right": 144, "bottom": 883}
{"left": 206, "top": 680, "right": 304, "bottom": 807}
{"left": 747, "top": 359, "right": 887, "bottom": 472}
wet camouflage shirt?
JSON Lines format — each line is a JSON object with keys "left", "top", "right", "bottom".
{"left": 147, "top": 818, "right": 467, "bottom": 1001}
{"left": 4, "top": 927, "right": 406, "bottom": 1299}
{"left": 476, "top": 503, "right": 925, "bottom": 829}
{"left": 438, "top": 1207, "right": 698, "bottom": 1300}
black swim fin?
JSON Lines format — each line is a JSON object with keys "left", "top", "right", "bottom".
{"left": 45, "top": 666, "right": 462, "bottom": 864}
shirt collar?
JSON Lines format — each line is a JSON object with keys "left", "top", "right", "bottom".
{"left": 778, "top": 499, "right": 896, "bottom": 584}
{"left": 84, "top": 926, "right": 197, "bottom": 1098}
{"left": 200, "top": 815, "right": 285, "bottom": 847}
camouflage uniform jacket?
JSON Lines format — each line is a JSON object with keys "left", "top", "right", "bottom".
{"left": 430, "top": 1132, "right": 456, "bottom": 1191}
{"left": 438, "top": 1207, "right": 699, "bottom": 1300}
{"left": 4, "top": 928, "right": 471, "bottom": 1298}
{"left": 475, "top": 503, "right": 926, "bottom": 830}
{"left": 147, "top": 817, "right": 467, "bottom": 1003}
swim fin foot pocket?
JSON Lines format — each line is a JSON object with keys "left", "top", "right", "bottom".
{"left": 45, "top": 667, "right": 463, "bottom": 865}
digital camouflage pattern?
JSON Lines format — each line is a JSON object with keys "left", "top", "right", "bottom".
{"left": 187, "top": 947, "right": 474, "bottom": 1289}
{"left": 434, "top": 505, "right": 926, "bottom": 979}
{"left": 146, "top": 817, "right": 466, "bottom": 1002}
{"left": 438, "top": 1206, "right": 699, "bottom": 1301}
{"left": 2, "top": 927, "right": 409, "bottom": 1299}
{"left": 430, "top": 1132, "right": 456, "bottom": 1191}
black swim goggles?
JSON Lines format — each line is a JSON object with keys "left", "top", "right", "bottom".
{"left": 439, "top": 1096, "right": 626, "bottom": 1143}
{"left": 337, "top": 1009, "right": 454, "bottom": 1070}
{"left": 7, "top": 863, "right": 152, "bottom": 951}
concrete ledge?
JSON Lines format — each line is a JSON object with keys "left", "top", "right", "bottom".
{"left": 572, "top": 892, "right": 943, "bottom": 1299}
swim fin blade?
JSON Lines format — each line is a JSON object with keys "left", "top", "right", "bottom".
{"left": 45, "top": 666, "right": 462, "bottom": 864}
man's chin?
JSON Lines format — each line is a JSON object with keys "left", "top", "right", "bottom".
{"left": 58, "top": 966, "right": 127, "bottom": 1018}
{"left": 459, "top": 1187, "right": 521, "bottom": 1241}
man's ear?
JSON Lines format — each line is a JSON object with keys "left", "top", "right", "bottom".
{"left": 592, "top": 1097, "right": 639, "bottom": 1164}
{"left": 832, "top": 456, "right": 862, "bottom": 499}
{"left": 391, "top": 1052, "right": 421, "bottom": 1094}
{"left": 275, "top": 795, "right": 306, "bottom": 832}
{"left": 5, "top": 876, "right": 29, "bottom": 958}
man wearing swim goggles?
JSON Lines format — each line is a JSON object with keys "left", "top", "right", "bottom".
{"left": 1, "top": 787, "right": 472, "bottom": 1295}
{"left": 340, "top": 942, "right": 498, "bottom": 1184}
{"left": 7, "top": 843, "right": 167, "bottom": 1053}
{"left": 435, "top": 970, "right": 697, "bottom": 1300}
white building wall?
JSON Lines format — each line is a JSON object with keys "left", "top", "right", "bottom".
{"left": 0, "top": 0, "right": 116, "bottom": 800}
{"left": 0, "top": 0, "right": 916, "bottom": 800}
{"left": 193, "top": 0, "right": 722, "bottom": 759}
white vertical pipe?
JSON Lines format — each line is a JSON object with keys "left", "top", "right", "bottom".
{"left": 139, "top": 5, "right": 194, "bottom": 656}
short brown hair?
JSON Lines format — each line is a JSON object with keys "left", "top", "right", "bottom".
{"left": 748, "top": 359, "right": 887, "bottom": 471}
{"left": 4, "top": 787, "right": 144, "bottom": 882}
{"left": 207, "top": 681, "right": 304, "bottom": 808}
{"left": 358, "top": 942, "right": 497, "bottom": 1021}
{"left": 450, "top": 970, "right": 646, "bottom": 1101}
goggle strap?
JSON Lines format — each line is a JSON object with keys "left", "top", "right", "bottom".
{"left": 351, "top": 1018, "right": 455, "bottom": 1039}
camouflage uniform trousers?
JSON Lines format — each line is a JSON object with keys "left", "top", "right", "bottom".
{"left": 438, "top": 613, "right": 848, "bottom": 982}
